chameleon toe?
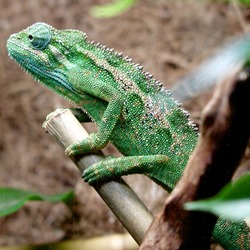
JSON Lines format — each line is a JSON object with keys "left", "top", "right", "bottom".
{"left": 65, "top": 146, "right": 74, "bottom": 157}
{"left": 82, "top": 169, "right": 98, "bottom": 184}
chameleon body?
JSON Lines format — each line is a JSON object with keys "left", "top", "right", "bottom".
{"left": 7, "top": 23, "right": 250, "bottom": 249}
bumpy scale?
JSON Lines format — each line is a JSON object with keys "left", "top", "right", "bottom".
{"left": 7, "top": 23, "right": 250, "bottom": 249}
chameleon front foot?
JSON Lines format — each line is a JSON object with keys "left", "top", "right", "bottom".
{"left": 65, "top": 134, "right": 98, "bottom": 156}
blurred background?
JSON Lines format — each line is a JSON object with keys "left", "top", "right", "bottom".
{"left": 0, "top": 0, "right": 249, "bottom": 247}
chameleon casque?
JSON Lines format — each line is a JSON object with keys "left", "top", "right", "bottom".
{"left": 7, "top": 23, "right": 250, "bottom": 249}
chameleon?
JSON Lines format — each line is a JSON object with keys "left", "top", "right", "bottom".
{"left": 7, "top": 23, "right": 250, "bottom": 249}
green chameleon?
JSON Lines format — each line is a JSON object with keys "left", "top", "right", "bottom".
{"left": 7, "top": 23, "right": 250, "bottom": 249}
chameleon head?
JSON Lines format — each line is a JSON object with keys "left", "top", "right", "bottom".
{"left": 6, "top": 22, "right": 87, "bottom": 101}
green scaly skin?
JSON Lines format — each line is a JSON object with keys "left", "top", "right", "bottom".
{"left": 7, "top": 23, "right": 250, "bottom": 249}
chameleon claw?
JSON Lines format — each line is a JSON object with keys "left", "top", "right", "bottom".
{"left": 65, "top": 146, "right": 75, "bottom": 157}
{"left": 65, "top": 143, "right": 81, "bottom": 156}
{"left": 65, "top": 140, "right": 91, "bottom": 156}
{"left": 82, "top": 169, "right": 98, "bottom": 185}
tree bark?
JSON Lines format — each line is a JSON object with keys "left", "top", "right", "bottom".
{"left": 140, "top": 67, "right": 250, "bottom": 249}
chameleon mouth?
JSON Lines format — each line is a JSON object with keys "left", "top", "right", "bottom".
{"left": 7, "top": 35, "right": 76, "bottom": 95}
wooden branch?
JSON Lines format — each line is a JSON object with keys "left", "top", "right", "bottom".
{"left": 140, "top": 68, "right": 250, "bottom": 249}
{"left": 43, "top": 109, "right": 153, "bottom": 245}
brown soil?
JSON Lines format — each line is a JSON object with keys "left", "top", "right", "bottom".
{"left": 0, "top": 0, "right": 249, "bottom": 247}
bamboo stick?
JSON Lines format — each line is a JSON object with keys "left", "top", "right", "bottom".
{"left": 43, "top": 108, "right": 153, "bottom": 245}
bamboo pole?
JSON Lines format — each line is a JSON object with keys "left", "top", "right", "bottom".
{"left": 43, "top": 108, "right": 153, "bottom": 245}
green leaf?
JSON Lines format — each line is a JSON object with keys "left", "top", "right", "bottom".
{"left": 238, "top": 0, "right": 250, "bottom": 6}
{"left": 184, "top": 172, "right": 250, "bottom": 220}
{"left": 0, "top": 187, "right": 74, "bottom": 217}
{"left": 91, "top": 0, "right": 136, "bottom": 18}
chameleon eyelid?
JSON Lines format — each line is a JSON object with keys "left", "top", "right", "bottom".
{"left": 28, "top": 22, "right": 52, "bottom": 50}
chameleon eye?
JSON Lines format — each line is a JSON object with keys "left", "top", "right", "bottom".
{"left": 28, "top": 23, "right": 51, "bottom": 50}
